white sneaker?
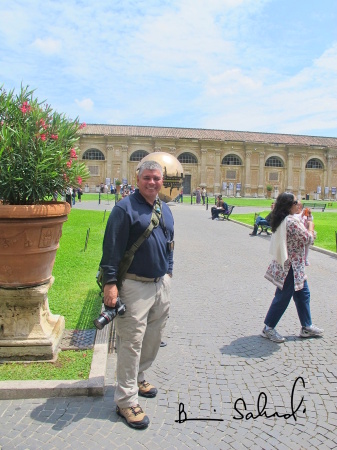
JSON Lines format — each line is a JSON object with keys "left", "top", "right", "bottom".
{"left": 261, "top": 326, "right": 286, "bottom": 343}
{"left": 300, "top": 325, "right": 324, "bottom": 338}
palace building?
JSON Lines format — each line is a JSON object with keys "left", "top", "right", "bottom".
{"left": 78, "top": 125, "right": 337, "bottom": 200}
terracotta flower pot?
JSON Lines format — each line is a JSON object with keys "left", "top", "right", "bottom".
{"left": 0, "top": 202, "right": 70, "bottom": 288}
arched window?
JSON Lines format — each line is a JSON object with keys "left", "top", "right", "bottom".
{"left": 306, "top": 158, "right": 323, "bottom": 169}
{"left": 265, "top": 156, "right": 284, "bottom": 167}
{"left": 222, "top": 154, "right": 242, "bottom": 165}
{"left": 178, "top": 152, "right": 198, "bottom": 164}
{"left": 82, "top": 149, "right": 105, "bottom": 160}
{"left": 130, "top": 150, "right": 149, "bottom": 161}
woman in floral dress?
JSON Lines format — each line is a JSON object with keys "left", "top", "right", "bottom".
{"left": 261, "top": 192, "right": 324, "bottom": 343}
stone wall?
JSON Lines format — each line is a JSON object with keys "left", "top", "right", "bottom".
{"left": 79, "top": 127, "right": 337, "bottom": 199}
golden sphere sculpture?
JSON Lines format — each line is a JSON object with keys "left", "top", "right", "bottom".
{"left": 137, "top": 152, "right": 184, "bottom": 202}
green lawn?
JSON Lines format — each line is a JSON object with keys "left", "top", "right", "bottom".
{"left": 231, "top": 210, "right": 337, "bottom": 253}
{"left": 0, "top": 350, "right": 94, "bottom": 381}
{"left": 216, "top": 197, "right": 337, "bottom": 209}
{"left": 49, "top": 209, "right": 106, "bottom": 330}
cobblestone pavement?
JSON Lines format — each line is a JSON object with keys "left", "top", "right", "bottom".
{"left": 0, "top": 203, "right": 336, "bottom": 449}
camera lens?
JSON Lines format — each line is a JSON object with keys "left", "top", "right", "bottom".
{"left": 93, "top": 306, "right": 117, "bottom": 330}
{"left": 93, "top": 315, "right": 109, "bottom": 330}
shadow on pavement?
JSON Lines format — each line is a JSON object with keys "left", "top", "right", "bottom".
{"left": 30, "top": 385, "right": 117, "bottom": 431}
{"left": 220, "top": 335, "right": 283, "bottom": 358}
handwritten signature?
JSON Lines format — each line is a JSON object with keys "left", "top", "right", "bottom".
{"left": 175, "top": 377, "right": 306, "bottom": 424}
{"left": 175, "top": 402, "right": 224, "bottom": 423}
{"left": 233, "top": 376, "right": 306, "bottom": 421}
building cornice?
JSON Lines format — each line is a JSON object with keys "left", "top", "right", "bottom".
{"left": 79, "top": 124, "right": 337, "bottom": 149}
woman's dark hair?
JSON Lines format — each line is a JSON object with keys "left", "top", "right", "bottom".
{"left": 270, "top": 192, "right": 295, "bottom": 232}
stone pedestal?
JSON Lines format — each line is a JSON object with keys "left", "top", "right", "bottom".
{"left": 257, "top": 185, "right": 265, "bottom": 197}
{"left": 0, "top": 278, "right": 65, "bottom": 361}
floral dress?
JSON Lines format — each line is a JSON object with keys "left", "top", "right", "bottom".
{"left": 264, "top": 215, "right": 314, "bottom": 291}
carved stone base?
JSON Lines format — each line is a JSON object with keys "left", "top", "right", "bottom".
{"left": 0, "top": 278, "right": 65, "bottom": 361}
{"left": 244, "top": 185, "right": 251, "bottom": 197}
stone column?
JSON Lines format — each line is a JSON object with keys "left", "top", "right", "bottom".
{"left": 325, "top": 153, "right": 333, "bottom": 199}
{"left": 244, "top": 150, "right": 252, "bottom": 197}
{"left": 300, "top": 153, "right": 307, "bottom": 197}
{"left": 258, "top": 151, "right": 265, "bottom": 197}
{"left": 106, "top": 144, "right": 114, "bottom": 181}
{"left": 214, "top": 149, "right": 221, "bottom": 194}
{"left": 121, "top": 145, "right": 128, "bottom": 181}
{"left": 0, "top": 278, "right": 64, "bottom": 361}
{"left": 200, "top": 148, "right": 207, "bottom": 186}
{"left": 287, "top": 152, "right": 294, "bottom": 192}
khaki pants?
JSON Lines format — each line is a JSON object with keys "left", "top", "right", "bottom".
{"left": 114, "top": 275, "right": 171, "bottom": 408}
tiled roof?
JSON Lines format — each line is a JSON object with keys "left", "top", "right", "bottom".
{"left": 79, "top": 124, "right": 337, "bottom": 148}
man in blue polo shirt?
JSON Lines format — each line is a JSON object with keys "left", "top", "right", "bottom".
{"left": 100, "top": 160, "right": 174, "bottom": 429}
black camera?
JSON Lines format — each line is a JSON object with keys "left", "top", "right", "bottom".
{"left": 93, "top": 297, "right": 126, "bottom": 330}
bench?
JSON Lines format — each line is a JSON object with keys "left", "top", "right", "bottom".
{"left": 254, "top": 212, "right": 272, "bottom": 235}
{"left": 302, "top": 202, "right": 326, "bottom": 211}
{"left": 217, "top": 205, "right": 235, "bottom": 220}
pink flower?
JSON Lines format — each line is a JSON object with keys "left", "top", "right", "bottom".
{"left": 39, "top": 119, "right": 46, "bottom": 128}
{"left": 66, "top": 160, "right": 72, "bottom": 168}
{"left": 50, "top": 134, "right": 58, "bottom": 140}
{"left": 79, "top": 122, "right": 86, "bottom": 129}
{"left": 39, "top": 134, "right": 47, "bottom": 141}
{"left": 77, "top": 176, "right": 82, "bottom": 185}
{"left": 70, "top": 148, "right": 77, "bottom": 159}
{"left": 20, "top": 101, "right": 32, "bottom": 114}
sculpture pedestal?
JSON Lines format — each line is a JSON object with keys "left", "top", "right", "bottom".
{"left": 0, "top": 278, "right": 65, "bottom": 361}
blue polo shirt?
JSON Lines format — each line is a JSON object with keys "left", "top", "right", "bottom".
{"left": 100, "top": 189, "right": 174, "bottom": 286}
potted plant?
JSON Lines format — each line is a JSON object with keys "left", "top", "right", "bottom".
{"left": 0, "top": 84, "right": 90, "bottom": 360}
{"left": 266, "top": 184, "right": 273, "bottom": 198}
{"left": 0, "top": 84, "right": 89, "bottom": 287}
{"left": 115, "top": 179, "right": 122, "bottom": 194}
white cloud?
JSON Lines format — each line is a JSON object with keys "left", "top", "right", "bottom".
{"left": 32, "top": 38, "right": 62, "bottom": 55}
{"left": 314, "top": 43, "right": 337, "bottom": 72}
{"left": 206, "top": 69, "right": 262, "bottom": 96}
{"left": 126, "top": 1, "right": 238, "bottom": 77}
{"left": 197, "top": 39, "right": 337, "bottom": 135}
{"left": 75, "top": 98, "right": 94, "bottom": 112}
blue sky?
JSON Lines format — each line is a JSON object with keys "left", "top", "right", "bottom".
{"left": 1, "top": 0, "right": 336, "bottom": 137}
